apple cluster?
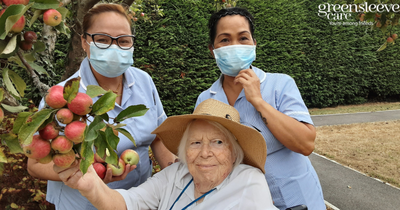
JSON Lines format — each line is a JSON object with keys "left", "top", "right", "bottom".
{"left": 22, "top": 85, "right": 93, "bottom": 168}
{"left": 0, "top": 0, "right": 62, "bottom": 34}
{"left": 93, "top": 149, "right": 140, "bottom": 179}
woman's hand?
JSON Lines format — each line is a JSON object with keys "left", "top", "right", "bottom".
{"left": 234, "top": 68, "right": 263, "bottom": 106}
{"left": 103, "top": 164, "right": 137, "bottom": 184}
{"left": 54, "top": 160, "right": 98, "bottom": 193}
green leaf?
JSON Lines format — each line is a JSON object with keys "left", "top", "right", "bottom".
{"left": 18, "top": 109, "right": 56, "bottom": 145}
{"left": 105, "top": 127, "right": 119, "bottom": 150}
{"left": 116, "top": 127, "right": 136, "bottom": 146}
{"left": 29, "top": 10, "right": 43, "bottom": 27}
{"left": 0, "top": 163, "right": 4, "bottom": 176}
{"left": 377, "top": 41, "right": 387, "bottom": 52}
{"left": 98, "top": 113, "right": 109, "bottom": 122}
{"left": 54, "top": 22, "right": 70, "bottom": 37}
{"left": 56, "top": 7, "right": 69, "bottom": 21}
{"left": 13, "top": 112, "right": 32, "bottom": 134}
{"left": 0, "top": 149, "right": 6, "bottom": 163}
{"left": 2, "top": 68, "right": 20, "bottom": 99}
{"left": 0, "top": 133, "right": 23, "bottom": 154}
{"left": 86, "top": 85, "right": 107, "bottom": 98}
{"left": 23, "top": 51, "right": 36, "bottom": 62}
{"left": 1, "top": 103, "right": 28, "bottom": 113}
{"left": 8, "top": 69, "right": 26, "bottom": 97}
{"left": 85, "top": 115, "right": 106, "bottom": 142}
{"left": 32, "top": 0, "right": 60, "bottom": 10}
{"left": 114, "top": 104, "right": 148, "bottom": 123}
{"left": 0, "top": 88, "right": 4, "bottom": 102}
{"left": 94, "top": 131, "right": 118, "bottom": 166}
{"left": 37, "top": 112, "right": 55, "bottom": 130}
{"left": 0, "top": 4, "right": 33, "bottom": 39}
{"left": 80, "top": 140, "right": 94, "bottom": 175}
{"left": 1, "top": 35, "right": 17, "bottom": 55}
{"left": 63, "top": 77, "right": 81, "bottom": 103}
{"left": 91, "top": 91, "right": 117, "bottom": 116}
{"left": 28, "top": 61, "right": 49, "bottom": 76}
{"left": 33, "top": 41, "right": 46, "bottom": 53}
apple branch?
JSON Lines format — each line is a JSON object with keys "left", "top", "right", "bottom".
{"left": 17, "top": 50, "right": 50, "bottom": 95}
{"left": 122, "top": 0, "right": 135, "bottom": 9}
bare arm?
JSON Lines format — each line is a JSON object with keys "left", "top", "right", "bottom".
{"left": 54, "top": 160, "right": 127, "bottom": 210}
{"left": 150, "top": 137, "right": 177, "bottom": 169}
{"left": 27, "top": 158, "right": 62, "bottom": 181}
{"left": 234, "top": 69, "right": 316, "bottom": 156}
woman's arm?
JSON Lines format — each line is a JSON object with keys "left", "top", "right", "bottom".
{"left": 234, "top": 69, "right": 316, "bottom": 156}
{"left": 27, "top": 158, "right": 62, "bottom": 181}
{"left": 54, "top": 160, "right": 127, "bottom": 210}
{"left": 150, "top": 137, "right": 177, "bottom": 169}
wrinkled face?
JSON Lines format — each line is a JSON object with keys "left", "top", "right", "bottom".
{"left": 212, "top": 15, "right": 255, "bottom": 50}
{"left": 81, "top": 12, "right": 132, "bottom": 59}
{"left": 186, "top": 120, "right": 236, "bottom": 188}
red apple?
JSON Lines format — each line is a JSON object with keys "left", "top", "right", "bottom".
{"left": 392, "top": 34, "right": 398, "bottom": 40}
{"left": 23, "top": 31, "right": 37, "bottom": 43}
{"left": 0, "top": 108, "right": 4, "bottom": 123}
{"left": 23, "top": 135, "right": 51, "bottom": 159}
{"left": 0, "top": 10, "right": 25, "bottom": 33}
{"left": 106, "top": 158, "right": 125, "bottom": 176}
{"left": 121, "top": 149, "right": 140, "bottom": 165}
{"left": 387, "top": 37, "right": 394, "bottom": 43}
{"left": 3, "top": 0, "right": 29, "bottom": 6}
{"left": 93, "top": 163, "right": 106, "bottom": 179}
{"left": 19, "top": 40, "right": 32, "bottom": 51}
{"left": 43, "top": 9, "right": 62, "bottom": 27}
{"left": 94, "top": 153, "right": 106, "bottom": 163}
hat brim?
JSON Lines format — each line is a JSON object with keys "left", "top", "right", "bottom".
{"left": 152, "top": 114, "right": 266, "bottom": 173}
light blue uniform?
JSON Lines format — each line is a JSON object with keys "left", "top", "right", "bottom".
{"left": 195, "top": 66, "right": 325, "bottom": 210}
{"left": 41, "top": 58, "right": 167, "bottom": 210}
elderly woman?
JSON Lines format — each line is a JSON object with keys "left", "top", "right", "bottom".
{"left": 196, "top": 7, "right": 325, "bottom": 210}
{"left": 54, "top": 99, "right": 278, "bottom": 210}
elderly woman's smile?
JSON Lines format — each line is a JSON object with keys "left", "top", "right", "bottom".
{"left": 185, "top": 120, "right": 236, "bottom": 194}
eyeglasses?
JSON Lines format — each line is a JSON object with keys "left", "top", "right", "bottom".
{"left": 85, "top": 33, "right": 135, "bottom": 50}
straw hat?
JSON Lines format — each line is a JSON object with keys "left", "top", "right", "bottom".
{"left": 151, "top": 99, "right": 266, "bottom": 173}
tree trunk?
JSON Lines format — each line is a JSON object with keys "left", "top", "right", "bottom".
{"left": 62, "top": 0, "right": 100, "bottom": 80}
{"left": 40, "top": 24, "right": 57, "bottom": 63}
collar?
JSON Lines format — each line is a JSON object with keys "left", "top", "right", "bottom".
{"left": 209, "top": 66, "right": 266, "bottom": 98}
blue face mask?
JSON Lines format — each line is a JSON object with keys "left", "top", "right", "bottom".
{"left": 213, "top": 45, "right": 256, "bottom": 77}
{"left": 88, "top": 42, "right": 134, "bottom": 78}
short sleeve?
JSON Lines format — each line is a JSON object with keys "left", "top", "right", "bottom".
{"left": 275, "top": 75, "right": 313, "bottom": 125}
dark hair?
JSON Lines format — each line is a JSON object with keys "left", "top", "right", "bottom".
{"left": 82, "top": 3, "right": 133, "bottom": 36}
{"left": 208, "top": 7, "right": 255, "bottom": 45}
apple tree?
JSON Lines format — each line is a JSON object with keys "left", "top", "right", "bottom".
{"left": 0, "top": 0, "right": 164, "bottom": 176}
{"left": 338, "top": 0, "right": 400, "bottom": 51}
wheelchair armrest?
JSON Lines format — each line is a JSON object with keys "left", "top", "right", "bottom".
{"left": 285, "top": 204, "right": 307, "bottom": 210}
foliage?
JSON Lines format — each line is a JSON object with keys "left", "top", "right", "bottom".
{"left": 134, "top": 0, "right": 400, "bottom": 112}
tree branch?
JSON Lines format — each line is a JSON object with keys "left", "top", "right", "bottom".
{"left": 17, "top": 50, "right": 50, "bottom": 95}
{"left": 122, "top": 0, "right": 135, "bottom": 10}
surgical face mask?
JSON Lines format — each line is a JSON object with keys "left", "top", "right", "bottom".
{"left": 213, "top": 44, "right": 256, "bottom": 77}
{"left": 88, "top": 42, "right": 134, "bottom": 78}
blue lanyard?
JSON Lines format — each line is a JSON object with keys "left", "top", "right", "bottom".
{"left": 169, "top": 178, "right": 216, "bottom": 210}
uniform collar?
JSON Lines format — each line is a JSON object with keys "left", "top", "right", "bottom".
{"left": 209, "top": 66, "right": 266, "bottom": 99}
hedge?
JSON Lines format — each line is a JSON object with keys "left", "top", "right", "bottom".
{"left": 132, "top": 0, "right": 400, "bottom": 116}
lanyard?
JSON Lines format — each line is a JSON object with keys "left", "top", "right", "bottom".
{"left": 169, "top": 178, "right": 216, "bottom": 210}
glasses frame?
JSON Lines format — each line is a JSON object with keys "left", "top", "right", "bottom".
{"left": 84, "top": 32, "right": 135, "bottom": 50}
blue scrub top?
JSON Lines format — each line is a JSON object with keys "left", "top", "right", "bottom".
{"left": 41, "top": 58, "right": 167, "bottom": 210}
{"left": 195, "top": 66, "right": 325, "bottom": 210}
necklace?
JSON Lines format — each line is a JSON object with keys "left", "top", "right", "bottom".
{"left": 169, "top": 179, "right": 216, "bottom": 210}
{"left": 98, "top": 79, "right": 122, "bottom": 94}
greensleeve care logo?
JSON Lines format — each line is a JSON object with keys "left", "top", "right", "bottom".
{"left": 318, "top": 2, "right": 400, "bottom": 26}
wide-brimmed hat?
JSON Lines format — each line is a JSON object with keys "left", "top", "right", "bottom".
{"left": 151, "top": 99, "right": 266, "bottom": 173}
